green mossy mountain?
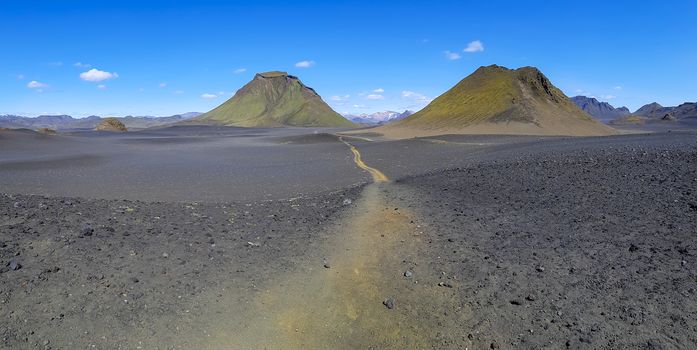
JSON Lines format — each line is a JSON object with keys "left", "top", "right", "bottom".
{"left": 194, "top": 72, "right": 353, "bottom": 127}
{"left": 391, "top": 65, "right": 615, "bottom": 136}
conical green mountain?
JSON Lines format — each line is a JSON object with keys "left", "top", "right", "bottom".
{"left": 388, "top": 65, "right": 616, "bottom": 136}
{"left": 194, "top": 71, "right": 353, "bottom": 127}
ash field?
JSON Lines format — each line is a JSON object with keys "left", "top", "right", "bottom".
{"left": 1, "top": 126, "right": 696, "bottom": 349}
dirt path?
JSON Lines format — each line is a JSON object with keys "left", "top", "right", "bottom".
{"left": 193, "top": 140, "right": 460, "bottom": 349}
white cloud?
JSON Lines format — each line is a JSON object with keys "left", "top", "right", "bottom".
{"left": 234, "top": 68, "right": 247, "bottom": 74}
{"left": 613, "top": 86, "right": 623, "bottom": 90}
{"left": 402, "top": 90, "right": 432, "bottom": 103}
{"left": 444, "top": 50, "right": 462, "bottom": 60}
{"left": 17, "top": 74, "right": 25, "bottom": 80}
{"left": 463, "top": 40, "right": 484, "bottom": 53}
{"left": 331, "top": 95, "right": 350, "bottom": 101}
{"left": 295, "top": 60, "right": 316, "bottom": 68}
{"left": 74, "top": 62, "right": 91, "bottom": 68}
{"left": 366, "top": 94, "right": 384, "bottom": 100}
{"left": 352, "top": 104, "right": 367, "bottom": 108}
{"left": 173, "top": 90, "right": 184, "bottom": 95}
{"left": 97, "top": 84, "right": 107, "bottom": 90}
{"left": 201, "top": 93, "right": 218, "bottom": 99}
{"left": 80, "top": 68, "right": 118, "bottom": 82}
{"left": 159, "top": 82, "right": 167, "bottom": 88}
{"left": 373, "top": 88, "right": 384, "bottom": 93}
{"left": 27, "top": 80, "right": 48, "bottom": 89}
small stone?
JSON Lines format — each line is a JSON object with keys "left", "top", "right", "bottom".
{"left": 404, "top": 270, "right": 413, "bottom": 278}
{"left": 342, "top": 198, "right": 352, "bottom": 205}
{"left": 81, "top": 224, "right": 94, "bottom": 237}
{"left": 490, "top": 341, "right": 500, "bottom": 349}
{"left": 8, "top": 259, "right": 22, "bottom": 271}
{"left": 536, "top": 266, "right": 545, "bottom": 272}
{"left": 162, "top": 252, "right": 169, "bottom": 258}
{"left": 438, "top": 281, "right": 453, "bottom": 288}
{"left": 525, "top": 294, "right": 536, "bottom": 302}
{"left": 629, "top": 244, "right": 639, "bottom": 252}
{"left": 681, "top": 260, "right": 687, "bottom": 266}
{"left": 383, "top": 297, "right": 395, "bottom": 310}
{"left": 323, "top": 260, "right": 331, "bottom": 269}
{"left": 510, "top": 299, "right": 522, "bottom": 306}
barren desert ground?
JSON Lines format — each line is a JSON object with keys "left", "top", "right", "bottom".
{"left": 1, "top": 127, "right": 696, "bottom": 349}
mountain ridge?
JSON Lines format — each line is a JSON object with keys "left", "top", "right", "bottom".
{"left": 0, "top": 113, "right": 201, "bottom": 130}
{"left": 571, "top": 96, "right": 630, "bottom": 121}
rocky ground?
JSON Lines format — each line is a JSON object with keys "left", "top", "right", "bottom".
{"left": 2, "top": 128, "right": 697, "bottom": 349}
{"left": 0, "top": 186, "right": 363, "bottom": 349}
{"left": 394, "top": 146, "right": 697, "bottom": 349}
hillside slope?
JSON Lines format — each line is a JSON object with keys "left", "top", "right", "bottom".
{"left": 194, "top": 72, "right": 353, "bottom": 127}
{"left": 375, "top": 65, "right": 615, "bottom": 137}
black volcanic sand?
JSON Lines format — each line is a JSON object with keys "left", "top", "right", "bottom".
{"left": 1, "top": 127, "right": 697, "bottom": 349}
{"left": 0, "top": 126, "right": 365, "bottom": 202}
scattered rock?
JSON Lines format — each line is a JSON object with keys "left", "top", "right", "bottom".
{"left": 81, "top": 224, "right": 94, "bottom": 237}
{"left": 342, "top": 198, "right": 352, "bottom": 205}
{"left": 404, "top": 270, "right": 413, "bottom": 278}
{"left": 247, "top": 242, "right": 261, "bottom": 247}
{"left": 383, "top": 297, "right": 395, "bottom": 310}
{"left": 646, "top": 339, "right": 664, "bottom": 350}
{"left": 8, "top": 259, "right": 21, "bottom": 271}
{"left": 438, "top": 281, "right": 453, "bottom": 288}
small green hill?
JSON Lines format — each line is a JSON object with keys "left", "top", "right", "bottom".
{"left": 95, "top": 117, "right": 127, "bottom": 132}
{"left": 388, "top": 65, "right": 615, "bottom": 136}
{"left": 194, "top": 72, "right": 353, "bottom": 127}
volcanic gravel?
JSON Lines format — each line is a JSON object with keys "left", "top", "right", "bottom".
{"left": 0, "top": 186, "right": 363, "bottom": 349}
{"left": 395, "top": 146, "right": 697, "bottom": 349}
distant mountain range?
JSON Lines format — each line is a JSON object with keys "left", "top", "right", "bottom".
{"left": 192, "top": 71, "right": 353, "bottom": 127}
{"left": 571, "top": 96, "right": 630, "bottom": 121}
{"left": 343, "top": 110, "right": 413, "bottom": 125}
{"left": 0, "top": 112, "right": 201, "bottom": 130}
{"left": 570, "top": 96, "right": 697, "bottom": 125}
{"left": 633, "top": 102, "right": 697, "bottom": 120}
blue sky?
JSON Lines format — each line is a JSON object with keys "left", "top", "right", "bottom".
{"left": 1, "top": 0, "right": 696, "bottom": 117}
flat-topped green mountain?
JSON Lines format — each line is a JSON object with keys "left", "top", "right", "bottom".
{"left": 194, "top": 72, "right": 353, "bottom": 127}
{"left": 385, "top": 65, "right": 616, "bottom": 136}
